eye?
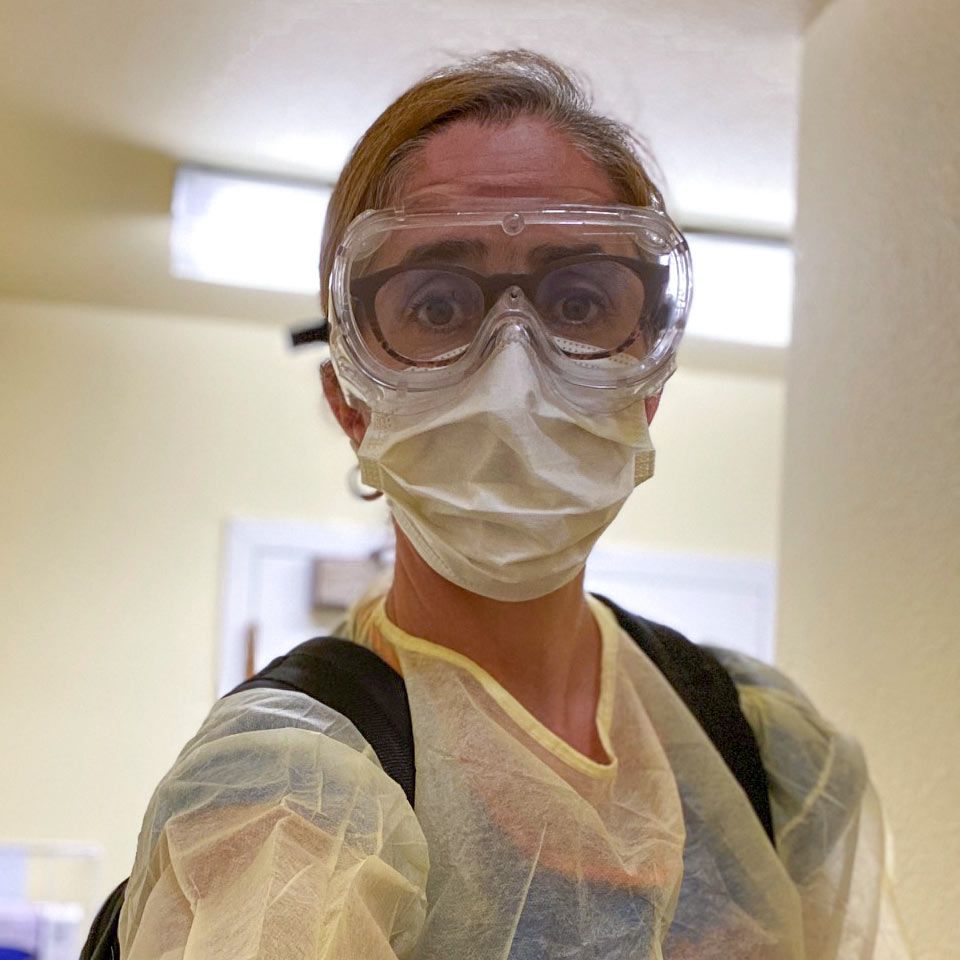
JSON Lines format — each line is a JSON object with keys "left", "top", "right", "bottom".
{"left": 405, "top": 282, "right": 470, "bottom": 330}
{"left": 554, "top": 289, "right": 605, "bottom": 325}
{"left": 371, "top": 268, "right": 484, "bottom": 363}
{"left": 538, "top": 278, "right": 611, "bottom": 328}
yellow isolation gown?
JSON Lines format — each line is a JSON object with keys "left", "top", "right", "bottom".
{"left": 119, "top": 594, "right": 910, "bottom": 959}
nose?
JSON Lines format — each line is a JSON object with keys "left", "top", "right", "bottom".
{"left": 477, "top": 286, "right": 540, "bottom": 356}
{"left": 491, "top": 283, "right": 532, "bottom": 313}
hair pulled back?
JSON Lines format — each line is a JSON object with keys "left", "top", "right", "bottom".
{"left": 319, "top": 49, "right": 664, "bottom": 312}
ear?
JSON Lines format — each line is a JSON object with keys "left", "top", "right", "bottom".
{"left": 320, "top": 361, "right": 368, "bottom": 447}
{"left": 644, "top": 390, "right": 661, "bottom": 424}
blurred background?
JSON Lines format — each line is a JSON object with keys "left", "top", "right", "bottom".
{"left": 0, "top": 1, "right": 957, "bottom": 957}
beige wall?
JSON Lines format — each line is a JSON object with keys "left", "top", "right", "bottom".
{"left": 0, "top": 296, "right": 785, "bottom": 895}
{"left": 0, "top": 298, "right": 366, "bottom": 892}
{"left": 779, "top": 1, "right": 960, "bottom": 957}
{"left": 610, "top": 348, "right": 784, "bottom": 558}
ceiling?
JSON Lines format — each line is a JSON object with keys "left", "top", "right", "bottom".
{"left": 0, "top": 0, "right": 830, "bottom": 326}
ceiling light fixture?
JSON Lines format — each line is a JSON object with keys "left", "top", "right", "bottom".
{"left": 684, "top": 232, "right": 793, "bottom": 348}
{"left": 170, "top": 165, "right": 331, "bottom": 295}
{"left": 170, "top": 167, "right": 793, "bottom": 347}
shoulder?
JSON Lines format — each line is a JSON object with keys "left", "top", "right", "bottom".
{"left": 125, "top": 688, "right": 424, "bottom": 898}
{"left": 708, "top": 648, "right": 869, "bottom": 880}
{"left": 120, "top": 691, "right": 429, "bottom": 957}
{"left": 186, "top": 684, "right": 379, "bottom": 753}
{"left": 141, "top": 687, "right": 412, "bottom": 850}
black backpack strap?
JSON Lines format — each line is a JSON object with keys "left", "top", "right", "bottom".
{"left": 230, "top": 636, "right": 416, "bottom": 808}
{"left": 79, "top": 878, "right": 126, "bottom": 960}
{"left": 594, "top": 594, "right": 776, "bottom": 846}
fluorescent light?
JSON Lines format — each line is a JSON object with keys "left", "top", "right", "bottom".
{"left": 684, "top": 233, "right": 793, "bottom": 347}
{"left": 169, "top": 171, "right": 794, "bottom": 346}
{"left": 170, "top": 165, "right": 331, "bottom": 295}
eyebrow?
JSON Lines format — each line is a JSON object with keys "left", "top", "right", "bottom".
{"left": 401, "top": 238, "right": 489, "bottom": 266}
{"left": 399, "top": 239, "right": 606, "bottom": 270}
{"left": 526, "top": 243, "right": 604, "bottom": 268}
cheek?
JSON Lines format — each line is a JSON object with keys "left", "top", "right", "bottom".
{"left": 644, "top": 395, "right": 660, "bottom": 424}
{"left": 320, "top": 363, "right": 367, "bottom": 444}
{"left": 352, "top": 409, "right": 370, "bottom": 446}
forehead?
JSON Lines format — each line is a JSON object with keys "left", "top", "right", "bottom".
{"left": 398, "top": 117, "right": 620, "bottom": 209}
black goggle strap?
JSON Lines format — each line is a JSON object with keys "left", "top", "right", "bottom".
{"left": 289, "top": 320, "right": 330, "bottom": 347}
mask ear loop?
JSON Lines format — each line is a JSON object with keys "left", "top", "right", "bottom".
{"left": 349, "top": 463, "right": 383, "bottom": 501}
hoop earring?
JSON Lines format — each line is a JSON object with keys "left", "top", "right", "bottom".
{"left": 349, "top": 463, "right": 383, "bottom": 502}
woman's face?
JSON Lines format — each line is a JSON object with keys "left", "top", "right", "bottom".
{"left": 322, "top": 115, "right": 660, "bottom": 441}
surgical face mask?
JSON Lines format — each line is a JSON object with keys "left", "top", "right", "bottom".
{"left": 357, "top": 340, "right": 655, "bottom": 601}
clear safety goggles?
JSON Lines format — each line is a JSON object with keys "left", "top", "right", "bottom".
{"left": 304, "top": 202, "right": 692, "bottom": 411}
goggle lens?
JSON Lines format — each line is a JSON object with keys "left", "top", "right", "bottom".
{"left": 352, "top": 254, "right": 667, "bottom": 368}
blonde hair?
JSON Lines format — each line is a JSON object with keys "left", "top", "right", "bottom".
{"left": 319, "top": 49, "right": 665, "bottom": 312}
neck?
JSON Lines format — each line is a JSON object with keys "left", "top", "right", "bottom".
{"left": 385, "top": 525, "right": 602, "bottom": 739}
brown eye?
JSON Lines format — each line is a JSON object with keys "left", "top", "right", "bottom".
{"left": 535, "top": 259, "right": 649, "bottom": 355}
{"left": 372, "top": 268, "right": 485, "bottom": 363}
{"left": 558, "top": 292, "right": 601, "bottom": 325}
{"left": 409, "top": 294, "right": 461, "bottom": 329}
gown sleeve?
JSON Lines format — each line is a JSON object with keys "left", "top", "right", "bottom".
{"left": 710, "top": 649, "right": 913, "bottom": 960}
{"left": 118, "top": 688, "right": 430, "bottom": 960}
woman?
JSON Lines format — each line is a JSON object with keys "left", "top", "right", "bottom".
{"left": 116, "top": 51, "right": 905, "bottom": 959}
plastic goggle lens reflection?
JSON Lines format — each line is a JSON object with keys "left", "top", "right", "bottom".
{"left": 350, "top": 253, "right": 669, "bottom": 368}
